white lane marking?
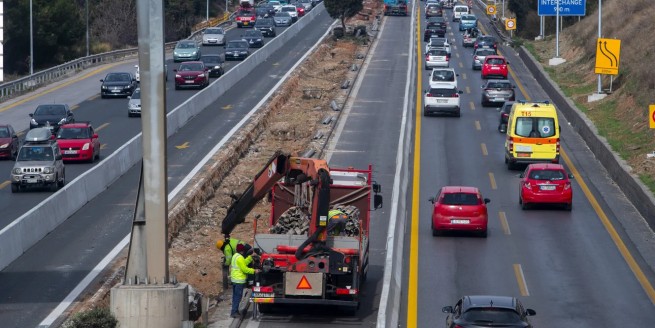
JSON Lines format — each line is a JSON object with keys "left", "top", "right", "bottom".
{"left": 38, "top": 16, "right": 337, "bottom": 328}
{"left": 377, "top": 1, "right": 415, "bottom": 327}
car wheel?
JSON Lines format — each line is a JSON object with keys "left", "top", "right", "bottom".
{"left": 11, "top": 184, "right": 19, "bottom": 193}
{"left": 423, "top": 108, "right": 429, "bottom": 117}
{"left": 50, "top": 180, "right": 59, "bottom": 192}
{"left": 58, "top": 170, "right": 66, "bottom": 188}
{"left": 507, "top": 160, "right": 516, "bottom": 170}
{"left": 479, "top": 230, "right": 488, "bottom": 238}
{"left": 521, "top": 200, "right": 529, "bottom": 210}
{"left": 564, "top": 203, "right": 572, "bottom": 211}
{"left": 455, "top": 110, "right": 461, "bottom": 117}
{"left": 175, "top": 85, "right": 180, "bottom": 90}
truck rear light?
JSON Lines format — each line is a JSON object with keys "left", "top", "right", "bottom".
{"left": 253, "top": 286, "right": 274, "bottom": 293}
{"left": 556, "top": 139, "right": 560, "bottom": 152}
{"left": 336, "top": 288, "right": 358, "bottom": 295}
{"left": 508, "top": 139, "right": 514, "bottom": 152}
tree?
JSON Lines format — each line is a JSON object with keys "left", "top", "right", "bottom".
{"left": 324, "top": 0, "right": 363, "bottom": 30}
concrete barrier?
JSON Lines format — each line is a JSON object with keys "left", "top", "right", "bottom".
{"left": 0, "top": 4, "right": 327, "bottom": 270}
{"left": 518, "top": 47, "right": 655, "bottom": 228}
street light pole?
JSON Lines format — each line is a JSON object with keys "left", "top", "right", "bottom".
{"left": 86, "top": 0, "right": 89, "bottom": 57}
{"left": 29, "top": 0, "right": 33, "bottom": 75}
{"left": 207, "top": 0, "right": 209, "bottom": 22}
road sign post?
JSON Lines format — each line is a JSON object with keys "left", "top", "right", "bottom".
{"left": 486, "top": 5, "right": 496, "bottom": 16}
{"left": 594, "top": 38, "right": 621, "bottom": 75}
{"left": 538, "top": 0, "right": 586, "bottom": 16}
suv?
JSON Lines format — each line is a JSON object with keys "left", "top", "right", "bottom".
{"left": 423, "top": 87, "right": 463, "bottom": 117}
{"left": 29, "top": 104, "right": 75, "bottom": 133}
{"left": 254, "top": 17, "right": 276, "bottom": 37}
{"left": 11, "top": 128, "right": 65, "bottom": 193}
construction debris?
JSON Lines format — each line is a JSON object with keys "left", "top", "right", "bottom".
{"left": 270, "top": 207, "right": 310, "bottom": 235}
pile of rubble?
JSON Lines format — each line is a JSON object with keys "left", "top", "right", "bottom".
{"left": 268, "top": 204, "right": 361, "bottom": 237}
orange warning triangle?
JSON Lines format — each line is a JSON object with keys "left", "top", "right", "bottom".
{"left": 296, "top": 275, "right": 312, "bottom": 290}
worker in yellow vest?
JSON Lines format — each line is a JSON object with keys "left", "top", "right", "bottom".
{"left": 216, "top": 238, "right": 252, "bottom": 289}
{"left": 327, "top": 209, "right": 348, "bottom": 235}
{"left": 230, "top": 244, "right": 259, "bottom": 318}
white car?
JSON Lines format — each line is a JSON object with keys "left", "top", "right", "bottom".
{"left": 423, "top": 86, "right": 463, "bottom": 117}
{"left": 268, "top": 0, "right": 282, "bottom": 12}
{"left": 429, "top": 68, "right": 459, "bottom": 89}
{"left": 280, "top": 5, "right": 298, "bottom": 20}
{"left": 472, "top": 48, "right": 497, "bottom": 70}
{"left": 202, "top": 27, "right": 226, "bottom": 46}
{"left": 427, "top": 37, "right": 451, "bottom": 55}
{"left": 425, "top": 47, "right": 450, "bottom": 68}
{"left": 134, "top": 65, "right": 140, "bottom": 83}
{"left": 127, "top": 88, "right": 141, "bottom": 117}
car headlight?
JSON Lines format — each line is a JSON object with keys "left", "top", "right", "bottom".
{"left": 198, "top": 74, "right": 205, "bottom": 78}
{"left": 58, "top": 118, "right": 66, "bottom": 125}
{"left": 191, "top": 51, "right": 197, "bottom": 55}
{"left": 102, "top": 85, "right": 108, "bottom": 89}
{"left": 214, "top": 65, "right": 221, "bottom": 69}
{"left": 13, "top": 168, "right": 22, "bottom": 174}
{"left": 0, "top": 143, "right": 8, "bottom": 148}
{"left": 43, "top": 167, "right": 54, "bottom": 174}
{"left": 256, "top": 39, "right": 262, "bottom": 42}
{"left": 174, "top": 51, "right": 179, "bottom": 56}
{"left": 82, "top": 143, "right": 90, "bottom": 151}
{"left": 175, "top": 74, "right": 181, "bottom": 78}
{"left": 31, "top": 119, "right": 38, "bottom": 125}
{"left": 240, "top": 51, "right": 248, "bottom": 54}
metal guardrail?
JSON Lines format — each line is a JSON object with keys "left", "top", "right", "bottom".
{"left": 0, "top": 12, "right": 235, "bottom": 102}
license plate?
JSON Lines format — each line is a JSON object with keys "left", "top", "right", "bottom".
{"left": 493, "top": 98, "right": 504, "bottom": 102}
{"left": 252, "top": 293, "right": 275, "bottom": 298}
{"left": 516, "top": 145, "right": 532, "bottom": 152}
{"left": 112, "top": 89, "right": 120, "bottom": 93}
{"left": 185, "top": 80, "right": 195, "bottom": 84}
{"left": 540, "top": 185, "right": 556, "bottom": 191}
{"left": 491, "top": 66, "right": 499, "bottom": 69}
{"left": 451, "top": 219, "right": 470, "bottom": 224}
{"left": 244, "top": 22, "right": 249, "bottom": 25}
{"left": 26, "top": 179, "right": 38, "bottom": 183}
{"left": 234, "top": 54, "right": 239, "bottom": 57}
{"left": 64, "top": 150, "right": 77, "bottom": 154}
{"left": 516, "top": 152, "right": 531, "bottom": 157}
{"left": 436, "top": 99, "right": 448, "bottom": 103}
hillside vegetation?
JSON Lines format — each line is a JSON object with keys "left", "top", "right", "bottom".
{"left": 525, "top": 0, "right": 655, "bottom": 190}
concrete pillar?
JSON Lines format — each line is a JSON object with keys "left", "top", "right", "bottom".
{"left": 111, "top": 283, "right": 189, "bottom": 328}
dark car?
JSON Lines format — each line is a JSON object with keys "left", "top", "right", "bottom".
{"left": 241, "top": 29, "right": 265, "bottom": 48}
{"left": 29, "top": 104, "right": 75, "bottom": 133}
{"left": 443, "top": 295, "right": 536, "bottom": 328}
{"left": 255, "top": 5, "right": 275, "bottom": 18}
{"left": 224, "top": 40, "right": 250, "bottom": 61}
{"left": 425, "top": 4, "right": 443, "bottom": 18}
{"left": 474, "top": 35, "right": 498, "bottom": 50}
{"left": 481, "top": 79, "right": 515, "bottom": 107}
{"left": 200, "top": 55, "right": 225, "bottom": 78}
{"left": 254, "top": 17, "right": 277, "bottom": 37}
{"left": 100, "top": 72, "right": 137, "bottom": 98}
{"left": 174, "top": 61, "right": 209, "bottom": 90}
{"left": 0, "top": 124, "right": 20, "bottom": 160}
{"left": 424, "top": 16, "right": 447, "bottom": 41}
{"left": 498, "top": 101, "right": 514, "bottom": 133}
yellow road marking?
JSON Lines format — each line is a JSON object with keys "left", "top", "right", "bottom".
{"left": 100, "top": 144, "right": 107, "bottom": 150}
{"left": 95, "top": 123, "right": 110, "bottom": 131}
{"left": 489, "top": 172, "right": 497, "bottom": 189}
{"left": 562, "top": 150, "right": 655, "bottom": 303}
{"left": 481, "top": 143, "right": 488, "bottom": 156}
{"left": 465, "top": 86, "right": 471, "bottom": 94}
{"left": 475, "top": 120, "right": 481, "bottom": 130}
{"left": 0, "top": 181, "right": 10, "bottom": 189}
{"left": 455, "top": 52, "right": 460, "bottom": 58}
{"left": 71, "top": 105, "right": 79, "bottom": 111}
{"left": 175, "top": 142, "right": 190, "bottom": 149}
{"left": 469, "top": 101, "right": 475, "bottom": 110}
{"left": 499, "top": 212, "right": 511, "bottom": 235}
{"left": 458, "top": 62, "right": 463, "bottom": 68}
{"left": 500, "top": 20, "right": 655, "bottom": 303}
{"left": 0, "top": 62, "right": 124, "bottom": 114}
{"left": 513, "top": 264, "right": 530, "bottom": 296}
{"left": 462, "top": 73, "right": 467, "bottom": 80}
{"left": 222, "top": 104, "right": 233, "bottom": 110}
{"left": 407, "top": 6, "right": 422, "bottom": 328}
{"left": 17, "top": 131, "right": 25, "bottom": 137}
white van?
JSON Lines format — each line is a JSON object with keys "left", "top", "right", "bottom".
{"left": 453, "top": 5, "right": 469, "bottom": 22}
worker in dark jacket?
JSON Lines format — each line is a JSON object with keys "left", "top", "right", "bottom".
{"left": 217, "top": 238, "right": 252, "bottom": 289}
{"left": 327, "top": 209, "right": 348, "bottom": 236}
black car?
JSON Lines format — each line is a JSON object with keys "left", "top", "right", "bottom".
{"left": 29, "top": 104, "right": 75, "bottom": 133}
{"left": 200, "top": 55, "right": 225, "bottom": 78}
{"left": 424, "top": 16, "right": 447, "bottom": 41}
{"left": 498, "top": 101, "right": 514, "bottom": 133}
{"left": 241, "top": 29, "right": 265, "bottom": 48}
{"left": 255, "top": 5, "right": 275, "bottom": 18}
{"left": 255, "top": 17, "right": 277, "bottom": 37}
{"left": 475, "top": 35, "right": 498, "bottom": 50}
{"left": 100, "top": 72, "right": 137, "bottom": 98}
{"left": 443, "top": 295, "right": 536, "bottom": 328}
{"left": 224, "top": 40, "right": 250, "bottom": 61}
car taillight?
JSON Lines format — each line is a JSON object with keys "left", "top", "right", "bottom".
{"left": 556, "top": 139, "right": 560, "bottom": 152}
{"left": 452, "top": 93, "right": 459, "bottom": 97}
{"left": 502, "top": 113, "right": 509, "bottom": 118}
{"left": 564, "top": 182, "right": 571, "bottom": 190}
{"left": 524, "top": 182, "right": 531, "bottom": 189}
{"left": 474, "top": 55, "right": 478, "bottom": 60}
{"left": 426, "top": 93, "right": 432, "bottom": 97}
{"left": 446, "top": 55, "right": 450, "bottom": 61}
{"left": 336, "top": 288, "right": 358, "bottom": 295}
{"left": 508, "top": 138, "right": 514, "bottom": 151}
{"left": 425, "top": 55, "right": 430, "bottom": 61}
{"left": 253, "top": 286, "right": 274, "bottom": 293}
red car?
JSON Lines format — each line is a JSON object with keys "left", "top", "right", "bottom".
{"left": 481, "top": 55, "right": 509, "bottom": 79}
{"left": 519, "top": 163, "right": 573, "bottom": 210}
{"left": 429, "top": 186, "right": 490, "bottom": 237}
{"left": 295, "top": 5, "right": 305, "bottom": 17}
{"left": 0, "top": 124, "right": 20, "bottom": 160}
{"left": 174, "top": 61, "right": 209, "bottom": 90}
{"left": 56, "top": 122, "right": 100, "bottom": 162}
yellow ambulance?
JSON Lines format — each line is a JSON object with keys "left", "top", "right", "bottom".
{"left": 504, "top": 101, "right": 560, "bottom": 170}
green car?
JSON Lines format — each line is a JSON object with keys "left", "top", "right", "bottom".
{"left": 173, "top": 40, "right": 201, "bottom": 62}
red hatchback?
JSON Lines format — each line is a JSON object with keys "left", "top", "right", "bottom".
{"left": 429, "top": 186, "right": 490, "bottom": 237}
{"left": 519, "top": 163, "right": 573, "bottom": 210}
{"left": 56, "top": 122, "right": 100, "bottom": 162}
{"left": 0, "top": 124, "right": 20, "bottom": 160}
{"left": 174, "top": 61, "right": 209, "bottom": 90}
{"left": 481, "top": 55, "right": 509, "bottom": 79}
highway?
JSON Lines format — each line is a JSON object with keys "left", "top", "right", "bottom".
{"left": 0, "top": 8, "right": 336, "bottom": 328}
{"left": 406, "top": 2, "right": 655, "bottom": 327}
{"left": 0, "top": 19, "right": 298, "bottom": 229}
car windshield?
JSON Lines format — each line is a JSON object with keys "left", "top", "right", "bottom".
{"left": 257, "top": 18, "right": 274, "bottom": 25}
{"left": 515, "top": 117, "right": 556, "bottom": 138}
{"left": 487, "top": 81, "right": 511, "bottom": 89}
{"left": 202, "top": 56, "right": 222, "bottom": 64}
{"left": 269, "top": 1, "right": 280, "bottom": 5}
{"left": 57, "top": 128, "right": 89, "bottom": 139}
{"left": 18, "top": 146, "right": 54, "bottom": 161}
{"left": 477, "top": 49, "right": 496, "bottom": 56}
{"left": 205, "top": 28, "right": 224, "bottom": 35}
{"left": 238, "top": 10, "right": 254, "bottom": 16}
{"left": 131, "top": 90, "right": 141, "bottom": 99}
{"left": 487, "top": 58, "right": 506, "bottom": 65}
{"left": 35, "top": 105, "right": 66, "bottom": 116}
{"left": 244, "top": 30, "right": 260, "bottom": 37}
{"left": 276, "top": 12, "right": 291, "bottom": 17}
{"left": 227, "top": 41, "right": 247, "bottom": 49}
{"left": 480, "top": 36, "right": 495, "bottom": 43}
{"left": 179, "top": 63, "right": 204, "bottom": 71}
{"left": 441, "top": 193, "right": 479, "bottom": 205}
{"left": 428, "top": 49, "right": 448, "bottom": 56}
{"left": 0, "top": 127, "right": 9, "bottom": 138}
{"left": 462, "top": 15, "right": 476, "bottom": 20}
{"left": 429, "top": 88, "right": 457, "bottom": 97}
{"left": 177, "top": 42, "right": 196, "bottom": 49}
{"left": 528, "top": 169, "right": 565, "bottom": 180}
{"left": 282, "top": 7, "right": 295, "bottom": 12}
{"left": 432, "top": 70, "right": 455, "bottom": 82}
{"left": 461, "top": 308, "right": 522, "bottom": 323}
{"left": 105, "top": 73, "right": 131, "bottom": 81}
{"left": 430, "top": 38, "right": 446, "bottom": 46}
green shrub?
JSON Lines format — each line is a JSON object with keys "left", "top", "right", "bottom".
{"left": 64, "top": 308, "right": 118, "bottom": 328}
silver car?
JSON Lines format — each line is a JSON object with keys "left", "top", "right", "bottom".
{"left": 472, "top": 48, "right": 497, "bottom": 70}
{"left": 202, "top": 27, "right": 226, "bottom": 46}
{"left": 127, "top": 88, "right": 141, "bottom": 117}
{"left": 274, "top": 12, "right": 293, "bottom": 26}
{"left": 11, "top": 128, "right": 65, "bottom": 193}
